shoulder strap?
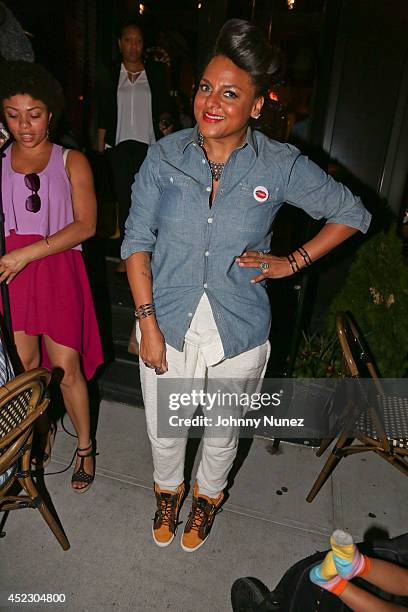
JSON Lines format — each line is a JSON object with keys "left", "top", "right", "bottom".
{"left": 62, "top": 148, "right": 70, "bottom": 168}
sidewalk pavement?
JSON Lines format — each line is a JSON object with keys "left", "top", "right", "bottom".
{"left": 1, "top": 399, "right": 406, "bottom": 612}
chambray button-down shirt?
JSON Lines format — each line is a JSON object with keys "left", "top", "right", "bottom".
{"left": 122, "top": 126, "right": 371, "bottom": 358}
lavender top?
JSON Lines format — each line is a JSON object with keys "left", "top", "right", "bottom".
{"left": 2, "top": 143, "right": 81, "bottom": 250}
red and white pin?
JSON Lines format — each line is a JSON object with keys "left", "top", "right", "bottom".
{"left": 253, "top": 185, "right": 269, "bottom": 202}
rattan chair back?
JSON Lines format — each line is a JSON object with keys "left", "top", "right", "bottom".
{"left": 307, "top": 312, "right": 408, "bottom": 503}
{"left": 0, "top": 368, "right": 70, "bottom": 550}
{"left": 336, "top": 312, "right": 391, "bottom": 453}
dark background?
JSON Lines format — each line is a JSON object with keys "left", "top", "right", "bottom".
{"left": 6, "top": 0, "right": 408, "bottom": 217}
{"left": 4, "top": 0, "right": 408, "bottom": 379}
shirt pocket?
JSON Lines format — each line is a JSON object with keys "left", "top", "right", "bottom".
{"left": 158, "top": 173, "right": 191, "bottom": 221}
{"left": 237, "top": 182, "right": 277, "bottom": 231}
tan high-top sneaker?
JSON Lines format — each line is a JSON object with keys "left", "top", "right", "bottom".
{"left": 181, "top": 483, "right": 224, "bottom": 552}
{"left": 152, "top": 482, "right": 185, "bottom": 547}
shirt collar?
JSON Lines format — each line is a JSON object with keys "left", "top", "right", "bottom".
{"left": 120, "top": 63, "right": 145, "bottom": 75}
{"left": 181, "top": 124, "right": 258, "bottom": 156}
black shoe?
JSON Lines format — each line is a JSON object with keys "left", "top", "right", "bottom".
{"left": 71, "top": 441, "right": 98, "bottom": 493}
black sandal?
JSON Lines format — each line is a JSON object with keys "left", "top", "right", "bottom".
{"left": 71, "top": 442, "right": 98, "bottom": 494}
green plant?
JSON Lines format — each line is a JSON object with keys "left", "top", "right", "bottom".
{"left": 326, "top": 222, "right": 408, "bottom": 377}
{"left": 293, "top": 330, "right": 342, "bottom": 378}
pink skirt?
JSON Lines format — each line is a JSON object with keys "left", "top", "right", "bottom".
{"left": 1, "top": 232, "right": 104, "bottom": 380}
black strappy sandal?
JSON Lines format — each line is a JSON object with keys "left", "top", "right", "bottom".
{"left": 71, "top": 441, "right": 98, "bottom": 494}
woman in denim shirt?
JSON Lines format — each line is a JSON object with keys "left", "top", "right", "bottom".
{"left": 122, "top": 19, "right": 371, "bottom": 552}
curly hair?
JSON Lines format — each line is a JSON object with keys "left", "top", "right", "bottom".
{"left": 0, "top": 60, "right": 64, "bottom": 129}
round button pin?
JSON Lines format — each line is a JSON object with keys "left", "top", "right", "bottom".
{"left": 253, "top": 185, "right": 269, "bottom": 202}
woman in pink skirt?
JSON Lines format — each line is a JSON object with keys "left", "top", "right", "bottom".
{"left": 0, "top": 61, "right": 103, "bottom": 492}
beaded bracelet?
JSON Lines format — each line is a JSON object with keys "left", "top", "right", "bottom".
{"left": 135, "top": 303, "right": 156, "bottom": 320}
{"left": 287, "top": 252, "right": 299, "bottom": 274}
{"left": 296, "top": 246, "right": 312, "bottom": 267}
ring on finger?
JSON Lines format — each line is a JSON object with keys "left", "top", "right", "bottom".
{"left": 259, "top": 261, "right": 270, "bottom": 271}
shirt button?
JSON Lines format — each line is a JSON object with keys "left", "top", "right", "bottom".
{"left": 205, "top": 251, "right": 209, "bottom": 257}
{"left": 202, "top": 158, "right": 206, "bottom": 164}
{"left": 203, "top": 283, "right": 208, "bottom": 289}
{"left": 206, "top": 186, "right": 211, "bottom": 192}
{"left": 207, "top": 217, "right": 213, "bottom": 224}
{"left": 188, "top": 312, "right": 193, "bottom": 317}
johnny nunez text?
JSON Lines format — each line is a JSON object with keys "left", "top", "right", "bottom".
{"left": 168, "top": 415, "right": 304, "bottom": 429}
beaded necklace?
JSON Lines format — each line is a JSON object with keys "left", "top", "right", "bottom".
{"left": 198, "top": 132, "right": 225, "bottom": 182}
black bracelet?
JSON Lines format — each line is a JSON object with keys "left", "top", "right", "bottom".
{"left": 296, "top": 246, "right": 312, "bottom": 266}
{"left": 135, "top": 303, "right": 156, "bottom": 320}
{"left": 287, "top": 253, "right": 299, "bottom": 274}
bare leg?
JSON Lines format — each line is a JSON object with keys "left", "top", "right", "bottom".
{"left": 43, "top": 336, "right": 93, "bottom": 490}
{"left": 359, "top": 558, "right": 408, "bottom": 596}
{"left": 340, "top": 581, "right": 408, "bottom": 612}
{"left": 13, "top": 330, "right": 41, "bottom": 370}
{"left": 13, "top": 331, "right": 49, "bottom": 436}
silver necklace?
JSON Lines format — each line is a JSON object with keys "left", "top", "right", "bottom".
{"left": 198, "top": 132, "right": 225, "bottom": 182}
{"left": 208, "top": 160, "right": 225, "bottom": 182}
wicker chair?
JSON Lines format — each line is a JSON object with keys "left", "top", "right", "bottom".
{"left": 306, "top": 312, "right": 408, "bottom": 503}
{"left": 0, "top": 368, "right": 70, "bottom": 550}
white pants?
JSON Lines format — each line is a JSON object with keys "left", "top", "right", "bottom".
{"left": 138, "top": 296, "right": 270, "bottom": 497}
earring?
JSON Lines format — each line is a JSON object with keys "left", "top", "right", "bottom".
{"left": 252, "top": 113, "right": 261, "bottom": 120}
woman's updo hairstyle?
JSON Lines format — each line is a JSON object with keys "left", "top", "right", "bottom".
{"left": 0, "top": 60, "right": 64, "bottom": 130}
{"left": 212, "top": 19, "right": 279, "bottom": 97}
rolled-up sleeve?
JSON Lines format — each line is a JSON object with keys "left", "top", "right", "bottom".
{"left": 121, "top": 144, "right": 162, "bottom": 259}
{"left": 285, "top": 152, "right": 372, "bottom": 233}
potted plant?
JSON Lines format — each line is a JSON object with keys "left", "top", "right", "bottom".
{"left": 326, "top": 221, "right": 408, "bottom": 377}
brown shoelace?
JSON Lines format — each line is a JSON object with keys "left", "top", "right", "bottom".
{"left": 156, "top": 493, "right": 175, "bottom": 526}
{"left": 189, "top": 499, "right": 210, "bottom": 531}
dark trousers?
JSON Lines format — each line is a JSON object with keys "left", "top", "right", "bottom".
{"left": 108, "top": 139, "right": 148, "bottom": 239}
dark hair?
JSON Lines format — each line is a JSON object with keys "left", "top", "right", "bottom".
{"left": 212, "top": 19, "right": 278, "bottom": 97}
{"left": 0, "top": 60, "right": 64, "bottom": 129}
{"left": 117, "top": 18, "right": 144, "bottom": 40}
